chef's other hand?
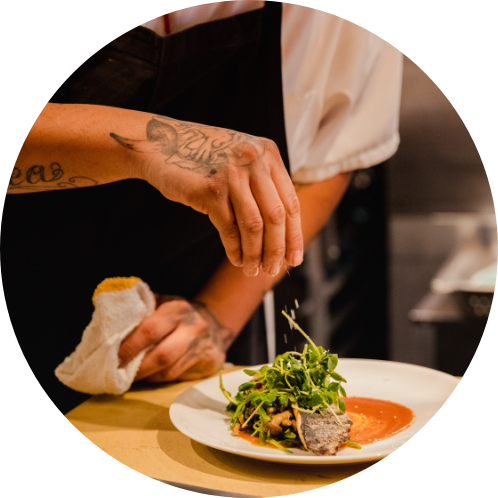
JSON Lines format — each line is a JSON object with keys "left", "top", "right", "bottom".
{"left": 110, "top": 115, "right": 303, "bottom": 277}
{"left": 118, "top": 296, "right": 236, "bottom": 382}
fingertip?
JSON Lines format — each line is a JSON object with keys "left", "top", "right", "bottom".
{"left": 243, "top": 264, "right": 260, "bottom": 277}
{"left": 222, "top": 245, "right": 241, "bottom": 266}
{"left": 224, "top": 246, "right": 242, "bottom": 267}
{"left": 229, "top": 254, "right": 243, "bottom": 267}
{"left": 287, "top": 250, "right": 303, "bottom": 267}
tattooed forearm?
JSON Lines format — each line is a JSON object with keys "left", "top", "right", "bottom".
{"left": 8, "top": 163, "right": 98, "bottom": 191}
{"left": 110, "top": 115, "right": 270, "bottom": 176}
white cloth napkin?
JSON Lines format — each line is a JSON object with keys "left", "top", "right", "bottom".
{"left": 55, "top": 278, "right": 156, "bottom": 395}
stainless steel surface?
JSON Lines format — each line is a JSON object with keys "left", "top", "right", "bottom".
{"left": 430, "top": 213, "right": 496, "bottom": 294}
{"left": 409, "top": 292, "right": 464, "bottom": 323}
{"left": 408, "top": 291, "right": 493, "bottom": 323}
{"left": 411, "top": 213, "right": 496, "bottom": 319}
{"left": 389, "top": 212, "right": 496, "bottom": 368}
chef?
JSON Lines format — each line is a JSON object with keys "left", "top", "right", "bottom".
{"left": 2, "top": 1, "right": 402, "bottom": 413}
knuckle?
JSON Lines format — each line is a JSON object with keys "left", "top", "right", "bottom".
{"left": 140, "top": 317, "right": 159, "bottom": 341}
{"left": 265, "top": 139, "right": 279, "bottom": 155}
{"left": 223, "top": 222, "right": 240, "bottom": 241}
{"left": 161, "top": 301, "right": 191, "bottom": 321}
{"left": 243, "top": 144, "right": 259, "bottom": 162}
{"left": 243, "top": 247, "right": 262, "bottom": 264}
{"left": 246, "top": 217, "right": 264, "bottom": 234}
{"left": 287, "top": 228, "right": 303, "bottom": 247}
{"left": 287, "top": 194, "right": 301, "bottom": 217}
{"left": 195, "top": 316, "right": 208, "bottom": 332}
{"left": 190, "top": 316, "right": 208, "bottom": 336}
{"left": 267, "top": 245, "right": 286, "bottom": 259}
{"left": 177, "top": 300, "right": 194, "bottom": 313}
{"left": 156, "top": 349, "right": 172, "bottom": 367}
{"left": 230, "top": 147, "right": 266, "bottom": 173}
{"left": 157, "top": 300, "right": 175, "bottom": 312}
{"left": 268, "top": 204, "right": 286, "bottom": 226}
{"left": 245, "top": 251, "right": 262, "bottom": 264}
{"left": 231, "top": 144, "right": 259, "bottom": 167}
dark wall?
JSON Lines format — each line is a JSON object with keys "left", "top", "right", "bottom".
{"left": 387, "top": 57, "right": 493, "bottom": 215}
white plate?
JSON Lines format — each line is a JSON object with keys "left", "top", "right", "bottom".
{"left": 170, "top": 359, "right": 459, "bottom": 464}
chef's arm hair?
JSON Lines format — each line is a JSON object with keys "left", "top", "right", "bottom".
{"left": 194, "top": 171, "right": 352, "bottom": 336}
{"left": 8, "top": 103, "right": 151, "bottom": 193}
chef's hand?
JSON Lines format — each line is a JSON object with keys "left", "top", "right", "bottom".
{"left": 111, "top": 115, "right": 303, "bottom": 277}
{"left": 117, "top": 296, "right": 236, "bottom": 382}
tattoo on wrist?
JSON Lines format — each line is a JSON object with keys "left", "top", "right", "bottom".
{"left": 192, "top": 300, "right": 236, "bottom": 350}
{"left": 110, "top": 115, "right": 271, "bottom": 177}
{"left": 9, "top": 163, "right": 98, "bottom": 191}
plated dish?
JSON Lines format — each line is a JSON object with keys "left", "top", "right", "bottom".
{"left": 170, "top": 358, "right": 459, "bottom": 464}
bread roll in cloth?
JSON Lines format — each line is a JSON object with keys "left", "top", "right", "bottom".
{"left": 55, "top": 277, "right": 155, "bottom": 395}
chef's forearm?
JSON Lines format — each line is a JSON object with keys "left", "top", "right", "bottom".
{"left": 9, "top": 103, "right": 149, "bottom": 193}
{"left": 194, "top": 172, "right": 352, "bottom": 334}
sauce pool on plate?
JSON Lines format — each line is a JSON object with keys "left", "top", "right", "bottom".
{"left": 344, "top": 397, "right": 416, "bottom": 445}
{"left": 237, "top": 397, "right": 415, "bottom": 451}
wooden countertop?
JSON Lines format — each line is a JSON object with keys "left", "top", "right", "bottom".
{"left": 66, "top": 367, "right": 375, "bottom": 497}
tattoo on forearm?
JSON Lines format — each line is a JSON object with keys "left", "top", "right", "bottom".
{"left": 9, "top": 163, "right": 98, "bottom": 191}
{"left": 110, "top": 115, "right": 270, "bottom": 176}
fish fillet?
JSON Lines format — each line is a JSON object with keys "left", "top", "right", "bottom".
{"left": 293, "top": 406, "right": 353, "bottom": 456}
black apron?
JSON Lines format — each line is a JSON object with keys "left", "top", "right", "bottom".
{"left": 1, "top": 2, "right": 290, "bottom": 413}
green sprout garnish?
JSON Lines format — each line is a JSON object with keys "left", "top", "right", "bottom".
{"left": 219, "top": 311, "right": 360, "bottom": 453}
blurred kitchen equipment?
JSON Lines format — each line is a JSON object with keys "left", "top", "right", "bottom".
{"left": 409, "top": 213, "right": 495, "bottom": 375}
{"left": 430, "top": 213, "right": 496, "bottom": 295}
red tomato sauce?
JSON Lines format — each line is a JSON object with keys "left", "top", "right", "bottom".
{"left": 238, "top": 431, "right": 289, "bottom": 450}
{"left": 238, "top": 431, "right": 261, "bottom": 446}
{"left": 236, "top": 397, "right": 415, "bottom": 451}
{"left": 344, "top": 396, "right": 416, "bottom": 445}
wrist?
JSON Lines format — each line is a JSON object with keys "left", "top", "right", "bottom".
{"left": 192, "top": 300, "right": 237, "bottom": 353}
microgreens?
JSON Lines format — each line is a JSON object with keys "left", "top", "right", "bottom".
{"left": 219, "top": 310, "right": 356, "bottom": 453}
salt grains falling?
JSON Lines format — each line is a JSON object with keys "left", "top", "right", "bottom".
{"left": 283, "top": 303, "right": 298, "bottom": 351}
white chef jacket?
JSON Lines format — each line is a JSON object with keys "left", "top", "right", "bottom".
{"left": 143, "top": 1, "right": 403, "bottom": 183}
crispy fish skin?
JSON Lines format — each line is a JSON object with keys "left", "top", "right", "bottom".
{"left": 293, "top": 406, "right": 353, "bottom": 456}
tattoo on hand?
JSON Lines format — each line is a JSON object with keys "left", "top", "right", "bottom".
{"left": 9, "top": 163, "right": 98, "bottom": 191}
{"left": 110, "top": 115, "right": 270, "bottom": 177}
{"left": 178, "top": 300, "right": 235, "bottom": 365}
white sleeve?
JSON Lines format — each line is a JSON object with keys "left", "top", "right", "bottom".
{"left": 282, "top": 6, "right": 403, "bottom": 183}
